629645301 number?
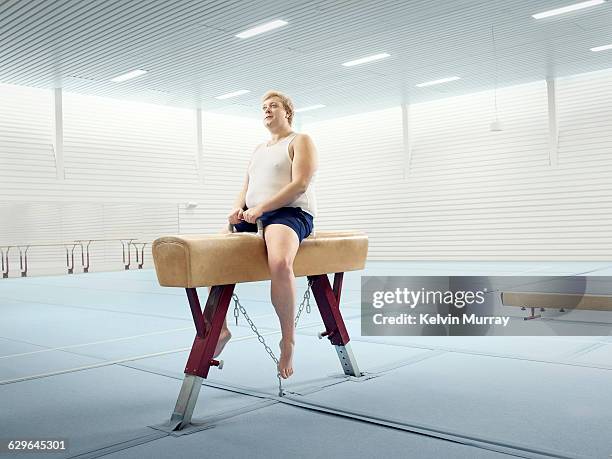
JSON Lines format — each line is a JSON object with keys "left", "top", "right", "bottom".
{"left": 2, "top": 439, "right": 68, "bottom": 453}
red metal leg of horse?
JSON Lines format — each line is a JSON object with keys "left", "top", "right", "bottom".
{"left": 308, "top": 273, "right": 349, "bottom": 346}
{"left": 184, "top": 284, "right": 235, "bottom": 378}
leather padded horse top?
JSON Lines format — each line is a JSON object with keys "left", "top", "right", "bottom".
{"left": 152, "top": 231, "right": 368, "bottom": 288}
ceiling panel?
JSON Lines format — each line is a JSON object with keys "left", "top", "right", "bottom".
{"left": 0, "top": 0, "right": 611, "bottom": 121}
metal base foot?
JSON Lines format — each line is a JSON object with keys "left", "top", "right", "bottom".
{"left": 524, "top": 315, "right": 541, "bottom": 320}
{"left": 168, "top": 374, "right": 203, "bottom": 431}
{"left": 524, "top": 307, "right": 541, "bottom": 320}
{"left": 335, "top": 343, "right": 361, "bottom": 377}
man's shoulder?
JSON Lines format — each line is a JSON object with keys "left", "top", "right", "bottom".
{"left": 293, "top": 133, "right": 314, "bottom": 144}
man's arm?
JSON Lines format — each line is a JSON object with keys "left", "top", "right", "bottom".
{"left": 257, "top": 134, "right": 318, "bottom": 213}
{"left": 233, "top": 172, "right": 249, "bottom": 209}
{"left": 227, "top": 165, "right": 251, "bottom": 225}
{"left": 234, "top": 145, "right": 258, "bottom": 210}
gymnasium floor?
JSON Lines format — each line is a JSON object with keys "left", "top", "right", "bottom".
{"left": 1, "top": 261, "right": 611, "bottom": 459}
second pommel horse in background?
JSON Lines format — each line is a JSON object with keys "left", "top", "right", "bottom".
{"left": 152, "top": 225, "right": 368, "bottom": 431}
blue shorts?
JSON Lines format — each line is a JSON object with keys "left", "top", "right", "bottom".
{"left": 234, "top": 207, "right": 314, "bottom": 243}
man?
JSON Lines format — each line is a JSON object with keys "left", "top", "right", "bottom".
{"left": 215, "top": 90, "right": 318, "bottom": 379}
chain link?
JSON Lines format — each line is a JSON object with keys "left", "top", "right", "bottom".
{"left": 232, "top": 293, "right": 284, "bottom": 396}
{"left": 230, "top": 280, "right": 313, "bottom": 397}
{"left": 294, "top": 278, "right": 314, "bottom": 327}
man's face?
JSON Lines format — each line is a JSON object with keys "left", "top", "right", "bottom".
{"left": 262, "top": 97, "right": 287, "bottom": 127}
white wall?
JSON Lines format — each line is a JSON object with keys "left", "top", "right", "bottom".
{"left": 1, "top": 68, "right": 612, "bottom": 277}
{"left": 305, "top": 69, "right": 612, "bottom": 260}
{"left": 0, "top": 84, "right": 266, "bottom": 276}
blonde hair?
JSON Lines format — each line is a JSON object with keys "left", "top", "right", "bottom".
{"left": 262, "top": 90, "right": 294, "bottom": 126}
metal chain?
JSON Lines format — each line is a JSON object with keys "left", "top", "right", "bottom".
{"left": 294, "top": 278, "right": 314, "bottom": 327}
{"left": 230, "top": 280, "right": 313, "bottom": 397}
{"left": 232, "top": 293, "right": 284, "bottom": 396}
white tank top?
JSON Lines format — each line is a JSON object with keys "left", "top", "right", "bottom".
{"left": 245, "top": 133, "right": 317, "bottom": 217}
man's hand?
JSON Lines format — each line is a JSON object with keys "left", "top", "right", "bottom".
{"left": 242, "top": 206, "right": 264, "bottom": 224}
{"left": 227, "top": 208, "right": 244, "bottom": 225}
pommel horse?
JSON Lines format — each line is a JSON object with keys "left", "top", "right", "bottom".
{"left": 151, "top": 224, "right": 368, "bottom": 431}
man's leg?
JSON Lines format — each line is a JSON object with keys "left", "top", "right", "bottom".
{"left": 264, "top": 224, "right": 300, "bottom": 379}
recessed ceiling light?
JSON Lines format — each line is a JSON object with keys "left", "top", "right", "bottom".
{"left": 342, "top": 53, "right": 390, "bottom": 67}
{"left": 235, "top": 20, "right": 288, "bottom": 38}
{"left": 294, "top": 104, "right": 326, "bottom": 113}
{"left": 214, "top": 89, "right": 250, "bottom": 100}
{"left": 110, "top": 69, "right": 148, "bottom": 82}
{"left": 416, "top": 76, "right": 461, "bottom": 87}
{"left": 591, "top": 43, "right": 612, "bottom": 52}
{"left": 532, "top": 0, "right": 605, "bottom": 19}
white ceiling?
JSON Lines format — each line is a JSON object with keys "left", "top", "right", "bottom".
{"left": 1, "top": 0, "right": 611, "bottom": 121}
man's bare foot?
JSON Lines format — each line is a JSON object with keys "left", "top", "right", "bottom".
{"left": 213, "top": 329, "right": 232, "bottom": 358}
{"left": 278, "top": 339, "right": 295, "bottom": 379}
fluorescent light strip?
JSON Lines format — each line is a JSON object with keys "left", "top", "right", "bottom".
{"left": 215, "top": 89, "right": 250, "bottom": 100}
{"left": 236, "top": 20, "right": 288, "bottom": 38}
{"left": 532, "top": 0, "right": 605, "bottom": 19}
{"left": 342, "top": 53, "right": 390, "bottom": 67}
{"left": 591, "top": 43, "right": 612, "bottom": 52}
{"left": 294, "top": 104, "right": 326, "bottom": 113}
{"left": 110, "top": 69, "right": 147, "bottom": 82}
{"left": 416, "top": 76, "right": 461, "bottom": 87}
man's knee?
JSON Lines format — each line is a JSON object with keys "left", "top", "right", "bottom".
{"left": 268, "top": 257, "right": 293, "bottom": 277}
